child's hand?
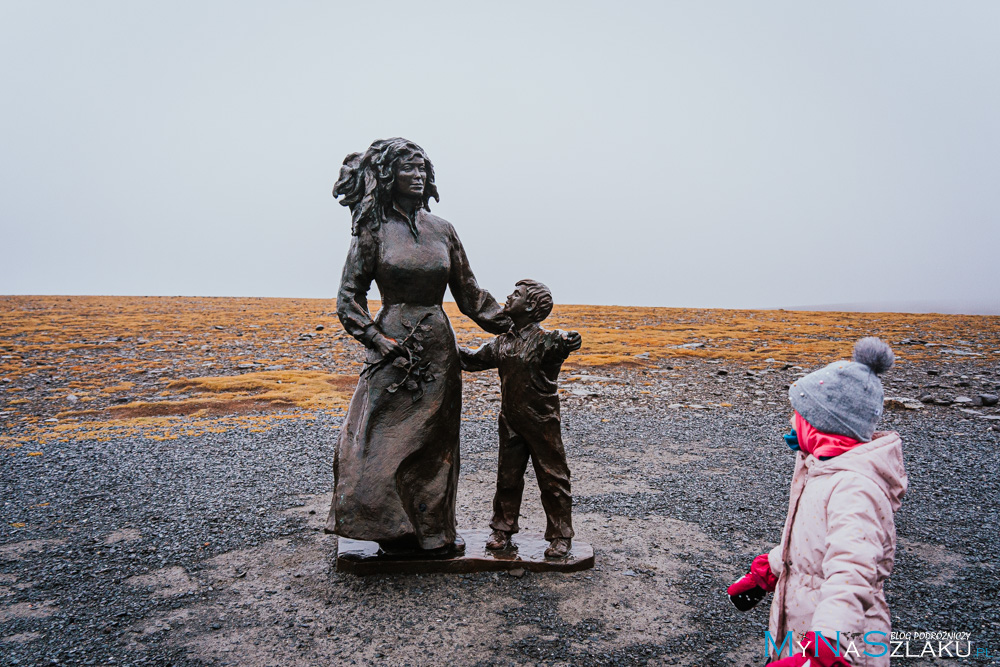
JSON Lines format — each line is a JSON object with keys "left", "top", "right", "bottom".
{"left": 563, "top": 330, "right": 582, "bottom": 352}
{"left": 727, "top": 582, "right": 766, "bottom": 611}
{"left": 727, "top": 553, "right": 777, "bottom": 611}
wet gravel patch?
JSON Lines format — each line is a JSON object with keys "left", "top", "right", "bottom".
{"left": 3, "top": 395, "right": 1000, "bottom": 665}
{"left": 1, "top": 417, "right": 340, "bottom": 666}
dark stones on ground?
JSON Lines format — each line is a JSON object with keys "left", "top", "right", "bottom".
{"left": 2, "top": 356, "right": 998, "bottom": 665}
{"left": 978, "top": 393, "right": 998, "bottom": 407}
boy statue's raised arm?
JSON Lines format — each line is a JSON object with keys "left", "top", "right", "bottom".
{"left": 544, "top": 329, "right": 582, "bottom": 364}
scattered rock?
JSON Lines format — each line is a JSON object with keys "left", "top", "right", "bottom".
{"left": 678, "top": 343, "right": 704, "bottom": 349}
{"left": 885, "top": 397, "right": 923, "bottom": 410}
{"left": 568, "top": 374, "right": 619, "bottom": 383}
{"left": 315, "top": 325, "right": 325, "bottom": 331}
{"left": 926, "top": 369, "right": 940, "bottom": 376}
{"left": 978, "top": 393, "right": 998, "bottom": 407}
{"left": 918, "top": 394, "right": 934, "bottom": 403}
{"left": 898, "top": 338, "right": 927, "bottom": 345}
{"left": 634, "top": 352, "right": 650, "bottom": 360}
{"left": 65, "top": 394, "right": 78, "bottom": 404}
{"left": 508, "top": 568, "right": 525, "bottom": 578}
{"left": 953, "top": 396, "right": 973, "bottom": 404}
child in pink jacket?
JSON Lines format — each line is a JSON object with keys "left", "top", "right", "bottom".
{"left": 727, "top": 338, "right": 908, "bottom": 667}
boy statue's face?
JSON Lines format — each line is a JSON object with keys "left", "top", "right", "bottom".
{"left": 503, "top": 284, "right": 534, "bottom": 322}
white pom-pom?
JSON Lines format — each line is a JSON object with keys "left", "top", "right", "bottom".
{"left": 852, "top": 337, "right": 895, "bottom": 375}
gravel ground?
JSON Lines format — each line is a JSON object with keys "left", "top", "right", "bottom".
{"left": 3, "top": 358, "right": 1000, "bottom": 666}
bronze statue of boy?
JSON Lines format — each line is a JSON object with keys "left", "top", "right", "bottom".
{"left": 460, "top": 280, "right": 582, "bottom": 558}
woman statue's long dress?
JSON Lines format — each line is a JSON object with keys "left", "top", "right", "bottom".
{"left": 326, "top": 138, "right": 510, "bottom": 552}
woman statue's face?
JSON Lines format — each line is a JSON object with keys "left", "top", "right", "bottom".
{"left": 394, "top": 157, "right": 426, "bottom": 199}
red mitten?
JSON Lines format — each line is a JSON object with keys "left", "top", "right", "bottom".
{"left": 750, "top": 553, "right": 778, "bottom": 591}
{"left": 727, "top": 553, "right": 777, "bottom": 611}
{"left": 768, "top": 632, "right": 851, "bottom": 667}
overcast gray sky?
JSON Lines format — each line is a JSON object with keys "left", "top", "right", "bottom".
{"left": 2, "top": 1, "right": 998, "bottom": 313}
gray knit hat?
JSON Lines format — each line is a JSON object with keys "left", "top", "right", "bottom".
{"left": 788, "top": 337, "right": 895, "bottom": 442}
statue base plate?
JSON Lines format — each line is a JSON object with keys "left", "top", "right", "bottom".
{"left": 336, "top": 529, "right": 594, "bottom": 575}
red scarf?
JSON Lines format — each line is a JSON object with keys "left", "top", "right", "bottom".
{"left": 794, "top": 412, "right": 862, "bottom": 459}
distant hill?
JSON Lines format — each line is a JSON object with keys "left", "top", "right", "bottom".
{"left": 785, "top": 299, "right": 1000, "bottom": 316}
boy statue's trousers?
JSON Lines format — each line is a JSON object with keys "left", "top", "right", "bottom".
{"left": 490, "top": 413, "right": 574, "bottom": 540}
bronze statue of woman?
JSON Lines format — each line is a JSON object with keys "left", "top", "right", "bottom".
{"left": 326, "top": 138, "right": 511, "bottom": 555}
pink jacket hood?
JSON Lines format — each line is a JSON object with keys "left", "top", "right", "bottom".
{"left": 813, "top": 431, "right": 908, "bottom": 511}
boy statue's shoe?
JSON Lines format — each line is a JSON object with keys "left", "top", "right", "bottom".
{"left": 485, "top": 529, "right": 512, "bottom": 550}
{"left": 545, "top": 538, "right": 571, "bottom": 559}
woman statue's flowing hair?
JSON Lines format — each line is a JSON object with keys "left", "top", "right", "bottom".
{"left": 333, "top": 137, "right": 439, "bottom": 236}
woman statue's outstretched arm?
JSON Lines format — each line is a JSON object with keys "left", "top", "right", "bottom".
{"left": 447, "top": 224, "right": 512, "bottom": 335}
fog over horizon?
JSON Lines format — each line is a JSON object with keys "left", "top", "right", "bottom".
{"left": 2, "top": 2, "right": 999, "bottom": 315}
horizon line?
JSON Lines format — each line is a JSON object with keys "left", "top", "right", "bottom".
{"left": 2, "top": 293, "right": 998, "bottom": 317}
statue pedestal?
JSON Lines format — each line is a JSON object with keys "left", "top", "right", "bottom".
{"left": 336, "top": 529, "right": 594, "bottom": 575}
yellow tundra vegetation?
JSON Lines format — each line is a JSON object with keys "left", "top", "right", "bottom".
{"left": 107, "top": 370, "right": 355, "bottom": 418}
{"left": 1, "top": 295, "right": 997, "bottom": 441}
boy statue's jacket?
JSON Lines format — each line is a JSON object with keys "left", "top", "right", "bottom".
{"left": 460, "top": 322, "right": 576, "bottom": 426}
{"left": 767, "top": 431, "right": 908, "bottom": 666}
